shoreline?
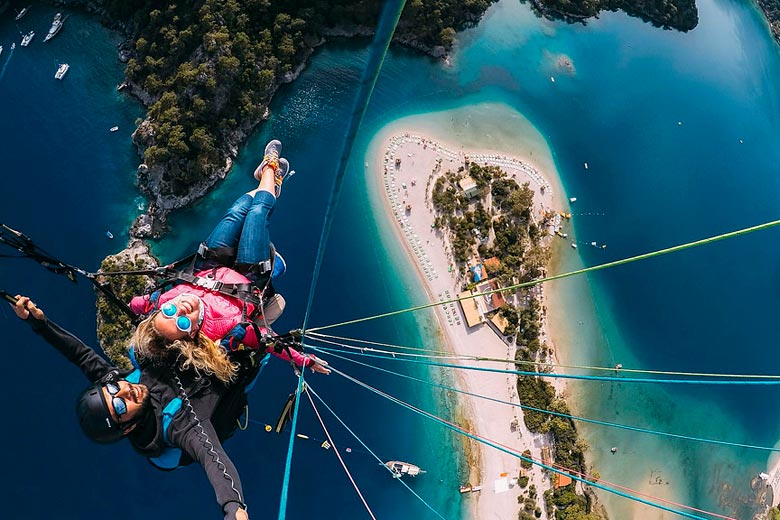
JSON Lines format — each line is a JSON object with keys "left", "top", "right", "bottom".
{"left": 367, "top": 123, "right": 570, "bottom": 519}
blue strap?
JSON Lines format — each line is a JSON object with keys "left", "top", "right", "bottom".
{"left": 161, "top": 397, "right": 183, "bottom": 444}
{"left": 126, "top": 346, "right": 142, "bottom": 383}
{"left": 244, "top": 354, "right": 269, "bottom": 394}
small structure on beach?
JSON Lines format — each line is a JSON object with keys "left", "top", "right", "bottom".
{"left": 483, "top": 257, "right": 501, "bottom": 275}
{"left": 458, "top": 291, "right": 482, "bottom": 328}
{"left": 458, "top": 176, "right": 479, "bottom": 198}
{"left": 475, "top": 279, "right": 506, "bottom": 312}
{"left": 554, "top": 473, "right": 573, "bottom": 488}
{"left": 470, "top": 263, "right": 486, "bottom": 282}
{"left": 490, "top": 313, "right": 510, "bottom": 335}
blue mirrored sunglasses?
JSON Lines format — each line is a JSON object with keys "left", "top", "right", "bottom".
{"left": 160, "top": 302, "right": 195, "bottom": 334}
{"left": 105, "top": 382, "right": 128, "bottom": 418}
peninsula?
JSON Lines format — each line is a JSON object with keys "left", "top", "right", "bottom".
{"left": 371, "top": 122, "right": 605, "bottom": 520}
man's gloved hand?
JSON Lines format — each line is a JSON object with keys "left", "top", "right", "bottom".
{"left": 223, "top": 502, "right": 249, "bottom": 520}
{"left": 220, "top": 323, "right": 249, "bottom": 352}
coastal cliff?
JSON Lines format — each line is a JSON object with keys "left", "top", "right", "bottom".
{"left": 524, "top": 0, "right": 698, "bottom": 31}
{"left": 756, "top": 0, "right": 780, "bottom": 44}
{"left": 81, "top": 0, "right": 497, "bottom": 239}
{"left": 95, "top": 239, "right": 160, "bottom": 366}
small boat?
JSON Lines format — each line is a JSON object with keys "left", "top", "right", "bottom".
{"left": 44, "top": 13, "right": 65, "bottom": 42}
{"left": 571, "top": 243, "right": 577, "bottom": 249}
{"left": 109, "top": 126, "right": 119, "bottom": 132}
{"left": 583, "top": 162, "right": 589, "bottom": 170}
{"left": 15, "top": 5, "right": 31, "bottom": 20}
{"left": 569, "top": 197, "right": 577, "bottom": 202}
{"left": 550, "top": 76, "right": 555, "bottom": 83}
{"left": 20, "top": 30, "right": 34, "bottom": 47}
{"left": 384, "top": 460, "right": 425, "bottom": 478}
{"left": 0, "top": 46, "right": 3, "bottom": 57}
{"left": 106, "top": 231, "right": 114, "bottom": 239}
{"left": 10, "top": 42, "right": 16, "bottom": 50}
{"left": 54, "top": 63, "right": 69, "bottom": 80}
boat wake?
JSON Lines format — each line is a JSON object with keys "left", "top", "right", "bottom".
{"left": 0, "top": 45, "right": 15, "bottom": 83}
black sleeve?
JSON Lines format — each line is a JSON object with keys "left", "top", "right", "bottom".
{"left": 28, "top": 317, "right": 114, "bottom": 382}
{"left": 172, "top": 417, "right": 246, "bottom": 517}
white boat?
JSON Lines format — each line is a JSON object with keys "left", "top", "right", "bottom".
{"left": 54, "top": 63, "right": 69, "bottom": 80}
{"left": 0, "top": 46, "right": 3, "bottom": 58}
{"left": 583, "top": 162, "right": 589, "bottom": 170}
{"left": 384, "top": 460, "right": 425, "bottom": 478}
{"left": 11, "top": 42, "right": 16, "bottom": 50}
{"left": 109, "top": 126, "right": 119, "bottom": 132}
{"left": 20, "top": 31, "right": 34, "bottom": 47}
{"left": 571, "top": 243, "right": 578, "bottom": 249}
{"left": 44, "top": 13, "right": 64, "bottom": 42}
{"left": 550, "top": 76, "right": 555, "bottom": 83}
{"left": 15, "top": 5, "right": 30, "bottom": 20}
{"left": 569, "top": 197, "right": 577, "bottom": 202}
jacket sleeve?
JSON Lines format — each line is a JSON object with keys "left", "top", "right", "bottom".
{"left": 130, "top": 294, "right": 151, "bottom": 314}
{"left": 268, "top": 344, "right": 311, "bottom": 367}
{"left": 241, "top": 325, "right": 310, "bottom": 368}
{"left": 173, "top": 418, "right": 246, "bottom": 518}
{"left": 29, "top": 317, "right": 114, "bottom": 382}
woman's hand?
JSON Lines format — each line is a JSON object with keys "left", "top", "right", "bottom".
{"left": 11, "top": 295, "right": 45, "bottom": 321}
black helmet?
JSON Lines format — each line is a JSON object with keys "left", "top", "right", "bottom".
{"left": 75, "top": 381, "right": 124, "bottom": 444}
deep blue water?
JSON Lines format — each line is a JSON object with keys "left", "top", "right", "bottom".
{"left": 2, "top": 0, "right": 780, "bottom": 518}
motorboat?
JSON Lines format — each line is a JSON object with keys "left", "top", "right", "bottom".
{"left": 21, "top": 31, "right": 34, "bottom": 47}
{"left": 44, "top": 13, "right": 65, "bottom": 42}
{"left": 110, "top": 126, "right": 119, "bottom": 132}
{"left": 384, "top": 460, "right": 425, "bottom": 478}
{"left": 15, "top": 5, "right": 30, "bottom": 20}
{"left": 54, "top": 63, "right": 69, "bottom": 80}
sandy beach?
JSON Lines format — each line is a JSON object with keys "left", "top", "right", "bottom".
{"left": 371, "top": 128, "right": 567, "bottom": 519}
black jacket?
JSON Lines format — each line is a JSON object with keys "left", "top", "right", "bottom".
{"left": 29, "top": 316, "right": 246, "bottom": 519}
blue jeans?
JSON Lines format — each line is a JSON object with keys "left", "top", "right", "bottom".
{"left": 202, "top": 191, "right": 275, "bottom": 268}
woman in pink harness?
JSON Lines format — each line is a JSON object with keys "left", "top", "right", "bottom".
{"left": 129, "top": 139, "right": 329, "bottom": 382}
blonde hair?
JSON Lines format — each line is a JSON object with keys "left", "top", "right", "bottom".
{"left": 131, "top": 313, "right": 238, "bottom": 384}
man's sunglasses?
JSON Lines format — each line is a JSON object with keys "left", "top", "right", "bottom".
{"left": 105, "top": 382, "right": 128, "bottom": 419}
{"left": 160, "top": 302, "right": 199, "bottom": 334}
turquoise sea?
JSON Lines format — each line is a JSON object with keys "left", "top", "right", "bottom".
{"left": 2, "top": 0, "right": 780, "bottom": 519}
